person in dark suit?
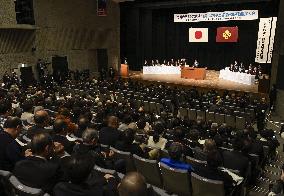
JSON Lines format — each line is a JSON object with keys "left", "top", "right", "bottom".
{"left": 13, "top": 133, "right": 62, "bottom": 193}
{"left": 194, "top": 150, "right": 234, "bottom": 195}
{"left": 73, "top": 128, "right": 110, "bottom": 168}
{"left": 52, "top": 119, "right": 75, "bottom": 154}
{"left": 0, "top": 117, "right": 25, "bottom": 171}
{"left": 27, "top": 110, "right": 51, "bottom": 139}
{"left": 74, "top": 117, "right": 89, "bottom": 138}
{"left": 115, "top": 129, "right": 145, "bottom": 158}
{"left": 99, "top": 116, "right": 121, "bottom": 146}
{"left": 54, "top": 154, "right": 117, "bottom": 196}
{"left": 222, "top": 136, "right": 249, "bottom": 177}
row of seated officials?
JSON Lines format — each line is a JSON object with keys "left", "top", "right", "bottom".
{"left": 0, "top": 112, "right": 280, "bottom": 196}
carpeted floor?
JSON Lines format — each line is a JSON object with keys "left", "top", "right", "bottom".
{"left": 129, "top": 70, "right": 258, "bottom": 93}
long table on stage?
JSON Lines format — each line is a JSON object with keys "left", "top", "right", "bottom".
{"left": 143, "top": 65, "right": 180, "bottom": 75}
{"left": 181, "top": 67, "right": 206, "bottom": 80}
{"left": 219, "top": 68, "right": 255, "bottom": 85}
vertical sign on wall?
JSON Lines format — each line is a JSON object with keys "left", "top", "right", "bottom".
{"left": 255, "top": 17, "right": 277, "bottom": 63}
{"left": 97, "top": 0, "right": 107, "bottom": 16}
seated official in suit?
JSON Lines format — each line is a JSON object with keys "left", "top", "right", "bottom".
{"left": 194, "top": 150, "right": 234, "bottom": 195}
{"left": 222, "top": 136, "right": 249, "bottom": 177}
{"left": 52, "top": 119, "right": 75, "bottom": 154}
{"left": 13, "top": 133, "right": 62, "bottom": 193}
{"left": 54, "top": 154, "right": 116, "bottom": 196}
{"left": 74, "top": 117, "right": 89, "bottom": 138}
{"left": 160, "top": 142, "right": 193, "bottom": 172}
{"left": 118, "top": 172, "right": 148, "bottom": 196}
{"left": 73, "top": 128, "right": 110, "bottom": 169}
{"left": 99, "top": 116, "right": 121, "bottom": 146}
{"left": 0, "top": 117, "right": 26, "bottom": 171}
{"left": 27, "top": 110, "right": 51, "bottom": 139}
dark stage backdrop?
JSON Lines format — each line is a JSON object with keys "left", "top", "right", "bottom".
{"left": 120, "top": 1, "right": 279, "bottom": 72}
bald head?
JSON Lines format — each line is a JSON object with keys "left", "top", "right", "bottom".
{"left": 118, "top": 172, "right": 147, "bottom": 196}
{"left": 108, "top": 116, "right": 119, "bottom": 129}
{"left": 34, "top": 110, "right": 49, "bottom": 126}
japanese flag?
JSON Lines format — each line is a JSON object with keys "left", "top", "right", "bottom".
{"left": 189, "top": 28, "right": 209, "bottom": 42}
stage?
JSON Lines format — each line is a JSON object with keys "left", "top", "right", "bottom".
{"left": 128, "top": 70, "right": 259, "bottom": 94}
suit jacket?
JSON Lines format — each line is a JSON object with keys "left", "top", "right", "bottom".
{"left": 73, "top": 144, "right": 107, "bottom": 168}
{"left": 222, "top": 150, "right": 249, "bottom": 177}
{"left": 53, "top": 182, "right": 104, "bottom": 196}
{"left": 13, "top": 156, "right": 61, "bottom": 193}
{"left": 0, "top": 131, "right": 24, "bottom": 171}
{"left": 99, "top": 127, "right": 120, "bottom": 146}
{"left": 27, "top": 125, "right": 52, "bottom": 139}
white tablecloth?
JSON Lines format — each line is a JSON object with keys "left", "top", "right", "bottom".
{"left": 143, "top": 66, "right": 181, "bottom": 75}
{"left": 219, "top": 68, "right": 255, "bottom": 85}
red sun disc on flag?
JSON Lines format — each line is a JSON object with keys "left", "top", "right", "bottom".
{"left": 195, "top": 31, "right": 203, "bottom": 39}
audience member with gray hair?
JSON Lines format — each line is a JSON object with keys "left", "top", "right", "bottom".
{"left": 73, "top": 128, "right": 109, "bottom": 168}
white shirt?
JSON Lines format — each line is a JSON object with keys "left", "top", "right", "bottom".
{"left": 147, "top": 136, "right": 167, "bottom": 150}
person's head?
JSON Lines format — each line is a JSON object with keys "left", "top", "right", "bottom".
{"left": 107, "top": 116, "right": 119, "bottom": 129}
{"left": 203, "top": 139, "right": 217, "bottom": 153}
{"left": 34, "top": 110, "right": 49, "bottom": 127}
{"left": 31, "top": 133, "right": 53, "bottom": 158}
{"left": 136, "top": 118, "right": 146, "bottom": 130}
{"left": 53, "top": 119, "right": 67, "bottom": 135}
{"left": 82, "top": 128, "right": 99, "bottom": 145}
{"left": 173, "top": 126, "right": 185, "bottom": 142}
{"left": 168, "top": 142, "right": 183, "bottom": 161}
{"left": 78, "top": 117, "right": 89, "bottom": 131}
{"left": 152, "top": 121, "right": 165, "bottom": 143}
{"left": 189, "top": 129, "right": 199, "bottom": 142}
{"left": 213, "top": 134, "right": 223, "bottom": 148}
{"left": 66, "top": 154, "right": 94, "bottom": 184}
{"left": 118, "top": 172, "right": 147, "bottom": 196}
{"left": 21, "top": 100, "right": 33, "bottom": 112}
{"left": 3, "top": 117, "right": 23, "bottom": 139}
{"left": 207, "top": 150, "right": 223, "bottom": 168}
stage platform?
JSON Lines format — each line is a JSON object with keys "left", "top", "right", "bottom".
{"left": 128, "top": 70, "right": 260, "bottom": 94}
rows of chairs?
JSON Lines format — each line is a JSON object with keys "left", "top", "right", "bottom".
{"left": 109, "top": 146, "right": 228, "bottom": 196}
{"left": 178, "top": 108, "right": 249, "bottom": 130}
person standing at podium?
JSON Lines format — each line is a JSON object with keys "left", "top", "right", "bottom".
{"left": 193, "top": 60, "right": 199, "bottom": 68}
{"left": 144, "top": 60, "right": 148, "bottom": 67}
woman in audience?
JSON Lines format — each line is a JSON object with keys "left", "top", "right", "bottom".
{"left": 194, "top": 150, "right": 234, "bottom": 195}
{"left": 147, "top": 121, "right": 167, "bottom": 150}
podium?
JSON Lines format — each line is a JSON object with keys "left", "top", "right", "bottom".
{"left": 181, "top": 67, "right": 206, "bottom": 80}
{"left": 120, "top": 64, "right": 129, "bottom": 77}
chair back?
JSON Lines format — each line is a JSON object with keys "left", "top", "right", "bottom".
{"left": 215, "top": 113, "right": 225, "bottom": 125}
{"left": 196, "top": 110, "right": 205, "bottom": 121}
{"left": 191, "top": 172, "right": 225, "bottom": 196}
{"left": 236, "top": 116, "right": 246, "bottom": 130}
{"left": 150, "top": 102, "right": 157, "bottom": 113}
{"left": 9, "top": 175, "right": 45, "bottom": 196}
{"left": 133, "top": 155, "right": 163, "bottom": 188}
{"left": 110, "top": 147, "right": 136, "bottom": 172}
{"left": 0, "top": 170, "right": 13, "bottom": 196}
{"left": 152, "top": 186, "right": 178, "bottom": 196}
{"left": 206, "top": 111, "right": 215, "bottom": 122}
{"left": 144, "top": 101, "right": 150, "bottom": 113}
{"left": 225, "top": 115, "right": 236, "bottom": 128}
{"left": 186, "top": 156, "right": 207, "bottom": 167}
{"left": 178, "top": 108, "right": 188, "bottom": 120}
{"left": 188, "top": 109, "right": 197, "bottom": 121}
{"left": 160, "top": 163, "right": 191, "bottom": 196}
